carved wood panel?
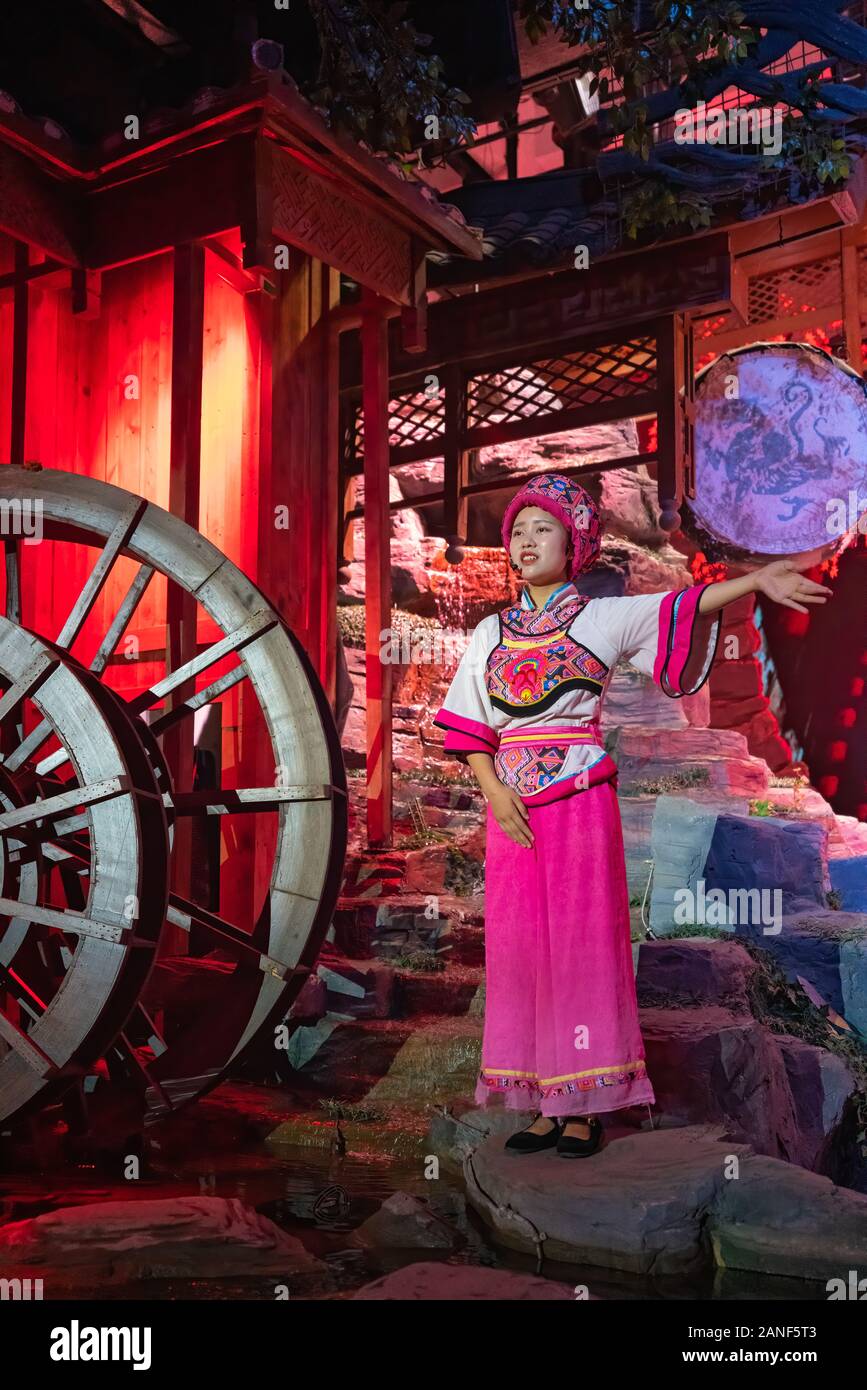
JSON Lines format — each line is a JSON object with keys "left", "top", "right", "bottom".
{"left": 0, "top": 144, "right": 81, "bottom": 264}
{"left": 271, "top": 145, "right": 413, "bottom": 305}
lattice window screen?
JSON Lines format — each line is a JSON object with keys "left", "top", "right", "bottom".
{"left": 466, "top": 338, "right": 657, "bottom": 429}
{"left": 746, "top": 256, "right": 841, "bottom": 324}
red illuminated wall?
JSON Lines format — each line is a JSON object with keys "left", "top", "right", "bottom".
{"left": 0, "top": 230, "right": 274, "bottom": 924}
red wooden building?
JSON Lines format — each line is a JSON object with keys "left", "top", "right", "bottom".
{"left": 0, "top": 65, "right": 481, "bottom": 922}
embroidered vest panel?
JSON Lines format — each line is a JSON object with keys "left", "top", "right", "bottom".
{"left": 484, "top": 595, "right": 609, "bottom": 716}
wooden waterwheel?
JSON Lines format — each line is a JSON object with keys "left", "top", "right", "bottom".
{"left": 0, "top": 467, "right": 347, "bottom": 1130}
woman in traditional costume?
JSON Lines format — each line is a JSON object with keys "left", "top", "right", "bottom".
{"left": 432, "top": 472, "right": 831, "bottom": 1157}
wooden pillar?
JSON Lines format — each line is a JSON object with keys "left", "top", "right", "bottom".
{"left": 442, "top": 363, "right": 469, "bottom": 543}
{"left": 236, "top": 253, "right": 340, "bottom": 920}
{"left": 257, "top": 251, "right": 339, "bottom": 680}
{"left": 655, "top": 314, "right": 686, "bottom": 533}
{"left": 5, "top": 241, "right": 28, "bottom": 635}
{"left": 361, "top": 290, "right": 393, "bottom": 848}
{"left": 10, "top": 241, "right": 28, "bottom": 469}
{"left": 309, "top": 262, "right": 341, "bottom": 704}
{"left": 163, "top": 241, "right": 205, "bottom": 950}
{"left": 841, "top": 233, "right": 863, "bottom": 379}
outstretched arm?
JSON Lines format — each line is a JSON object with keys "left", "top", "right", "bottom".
{"left": 697, "top": 557, "right": 834, "bottom": 616}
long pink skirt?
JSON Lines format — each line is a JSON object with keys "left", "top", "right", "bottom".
{"left": 474, "top": 779, "right": 657, "bottom": 1119}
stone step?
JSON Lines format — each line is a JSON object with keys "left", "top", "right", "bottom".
{"left": 290, "top": 952, "right": 483, "bottom": 1024}
{"left": 397, "top": 778, "right": 484, "bottom": 813}
{"left": 829, "top": 856, "right": 867, "bottom": 911}
{"left": 650, "top": 795, "right": 831, "bottom": 929}
{"left": 449, "top": 1120, "right": 867, "bottom": 1280}
{"left": 639, "top": 1003, "right": 854, "bottom": 1173}
{"left": 614, "top": 725, "right": 770, "bottom": 799}
{"left": 395, "top": 965, "right": 483, "bottom": 1017}
{"left": 279, "top": 1011, "right": 483, "bottom": 1112}
{"left": 829, "top": 817, "right": 867, "bottom": 860}
{"left": 361, "top": 1013, "right": 483, "bottom": 1107}
{"left": 332, "top": 894, "right": 484, "bottom": 963}
{"left": 635, "top": 935, "right": 757, "bottom": 1012}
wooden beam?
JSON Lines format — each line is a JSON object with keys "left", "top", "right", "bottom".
{"left": 240, "top": 134, "right": 274, "bottom": 275}
{"left": 270, "top": 141, "right": 416, "bottom": 305}
{"left": 361, "top": 290, "right": 393, "bottom": 849}
{"left": 461, "top": 391, "right": 660, "bottom": 452}
{"left": 85, "top": 135, "right": 251, "bottom": 271}
{"left": 70, "top": 267, "right": 101, "bottom": 318}
{"left": 727, "top": 262, "right": 749, "bottom": 327}
{"left": 340, "top": 237, "right": 733, "bottom": 388}
{"left": 0, "top": 143, "right": 82, "bottom": 265}
{"left": 199, "top": 235, "right": 263, "bottom": 294}
{"left": 735, "top": 227, "right": 844, "bottom": 279}
{"left": 701, "top": 304, "right": 843, "bottom": 355}
{"left": 0, "top": 258, "right": 66, "bottom": 294}
{"left": 163, "top": 241, "right": 205, "bottom": 942}
{"left": 304, "top": 259, "right": 342, "bottom": 702}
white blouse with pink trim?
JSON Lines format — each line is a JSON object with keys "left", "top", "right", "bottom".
{"left": 432, "top": 580, "right": 721, "bottom": 803}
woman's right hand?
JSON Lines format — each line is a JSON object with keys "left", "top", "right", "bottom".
{"left": 487, "top": 784, "right": 534, "bottom": 848}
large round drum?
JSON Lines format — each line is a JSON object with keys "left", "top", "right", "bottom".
{"left": 688, "top": 343, "right": 867, "bottom": 561}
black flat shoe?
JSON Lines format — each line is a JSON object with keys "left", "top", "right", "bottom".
{"left": 504, "top": 1112, "right": 561, "bottom": 1153}
{"left": 556, "top": 1114, "right": 604, "bottom": 1158}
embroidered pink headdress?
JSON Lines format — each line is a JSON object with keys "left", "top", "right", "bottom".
{"left": 501, "top": 472, "right": 602, "bottom": 581}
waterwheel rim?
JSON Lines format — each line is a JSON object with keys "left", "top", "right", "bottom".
{"left": 0, "top": 467, "right": 347, "bottom": 1123}
{"left": 0, "top": 620, "right": 169, "bottom": 1125}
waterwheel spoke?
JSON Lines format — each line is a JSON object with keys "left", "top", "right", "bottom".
{"left": 54, "top": 497, "right": 147, "bottom": 650}
{"left": 0, "top": 775, "right": 131, "bottom": 835}
{"left": 145, "top": 664, "right": 247, "bottom": 739}
{"left": 169, "top": 785, "right": 338, "bottom": 815}
{"left": 90, "top": 562, "right": 155, "bottom": 676}
{"left": 0, "top": 650, "right": 59, "bottom": 730}
{"left": 4, "top": 540, "right": 20, "bottom": 625}
{"left": 109, "top": 1030, "right": 176, "bottom": 1112}
{"left": 4, "top": 563, "right": 156, "bottom": 774}
{"left": 123, "top": 1002, "right": 169, "bottom": 1059}
{"left": 0, "top": 1005, "right": 55, "bottom": 1074}
{"left": 167, "top": 892, "right": 313, "bottom": 982}
{"left": 0, "top": 897, "right": 132, "bottom": 944}
{"left": 126, "top": 609, "right": 278, "bottom": 716}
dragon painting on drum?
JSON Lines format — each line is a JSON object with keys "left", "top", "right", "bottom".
{"left": 690, "top": 343, "right": 867, "bottom": 560}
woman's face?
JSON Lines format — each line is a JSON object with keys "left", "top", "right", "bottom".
{"left": 509, "top": 506, "right": 570, "bottom": 583}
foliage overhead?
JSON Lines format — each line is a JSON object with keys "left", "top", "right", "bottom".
{"left": 519, "top": 1, "right": 854, "bottom": 237}
{"left": 305, "top": 0, "right": 474, "bottom": 153}
{"left": 302, "top": 1, "right": 854, "bottom": 241}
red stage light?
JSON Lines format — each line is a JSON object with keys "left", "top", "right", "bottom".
{"left": 818, "top": 775, "right": 840, "bottom": 797}
{"left": 827, "top": 741, "right": 849, "bottom": 763}
{"left": 839, "top": 708, "right": 858, "bottom": 728}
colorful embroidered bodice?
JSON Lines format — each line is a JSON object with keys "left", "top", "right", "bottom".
{"left": 485, "top": 586, "right": 608, "bottom": 716}
{"left": 432, "top": 579, "right": 721, "bottom": 805}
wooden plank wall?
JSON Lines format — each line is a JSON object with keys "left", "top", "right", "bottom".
{"left": 0, "top": 230, "right": 274, "bottom": 933}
